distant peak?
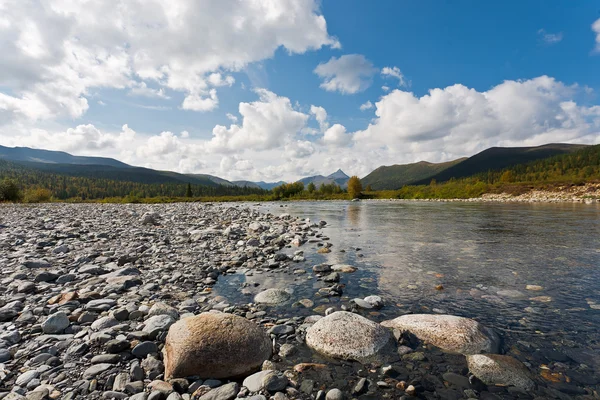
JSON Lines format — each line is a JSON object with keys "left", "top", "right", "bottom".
{"left": 327, "top": 169, "right": 349, "bottom": 179}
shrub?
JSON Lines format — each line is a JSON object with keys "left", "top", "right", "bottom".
{"left": 0, "top": 179, "right": 22, "bottom": 202}
{"left": 23, "top": 188, "right": 52, "bottom": 203}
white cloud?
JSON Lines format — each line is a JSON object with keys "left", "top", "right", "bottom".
{"left": 226, "top": 113, "right": 238, "bottom": 123}
{"left": 0, "top": 0, "right": 338, "bottom": 123}
{"left": 98, "top": 100, "right": 106, "bottom": 106}
{"left": 182, "top": 89, "right": 219, "bottom": 112}
{"left": 382, "top": 86, "right": 390, "bottom": 92}
{"left": 314, "top": 54, "right": 377, "bottom": 94}
{"left": 593, "top": 18, "right": 600, "bottom": 52}
{"left": 129, "top": 82, "right": 170, "bottom": 99}
{"left": 537, "top": 29, "right": 563, "bottom": 45}
{"left": 206, "top": 89, "right": 309, "bottom": 152}
{"left": 381, "top": 66, "right": 408, "bottom": 87}
{"left": 323, "top": 124, "right": 352, "bottom": 147}
{"left": 359, "top": 101, "right": 373, "bottom": 111}
{"left": 310, "top": 105, "right": 329, "bottom": 131}
{"left": 355, "top": 76, "right": 600, "bottom": 160}
{"left": 180, "top": 130, "right": 190, "bottom": 138}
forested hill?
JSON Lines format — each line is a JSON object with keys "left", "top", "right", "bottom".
{"left": 0, "top": 159, "right": 266, "bottom": 200}
{"left": 473, "top": 143, "right": 600, "bottom": 184}
{"left": 0, "top": 145, "right": 130, "bottom": 168}
{"left": 361, "top": 159, "right": 465, "bottom": 190}
{"left": 413, "top": 143, "right": 587, "bottom": 185}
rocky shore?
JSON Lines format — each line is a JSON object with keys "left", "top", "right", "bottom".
{"left": 0, "top": 203, "right": 596, "bottom": 400}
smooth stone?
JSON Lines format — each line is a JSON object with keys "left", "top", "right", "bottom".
{"left": 91, "top": 316, "right": 120, "bottom": 331}
{"left": 0, "top": 348, "right": 11, "bottom": 362}
{"left": 380, "top": 314, "right": 501, "bottom": 355}
{"left": 132, "top": 341, "right": 158, "bottom": 358}
{"left": 197, "top": 382, "right": 240, "bottom": 400}
{"left": 164, "top": 312, "right": 271, "bottom": 379}
{"left": 243, "top": 370, "right": 273, "bottom": 392}
{"left": 326, "top": 388, "right": 344, "bottom": 400}
{"left": 466, "top": 354, "right": 535, "bottom": 390}
{"left": 351, "top": 298, "right": 373, "bottom": 309}
{"left": 16, "top": 370, "right": 40, "bottom": 386}
{"left": 83, "top": 363, "right": 113, "bottom": 379}
{"left": 268, "top": 325, "right": 294, "bottom": 335}
{"left": 148, "top": 303, "right": 179, "bottom": 320}
{"left": 306, "top": 311, "right": 393, "bottom": 363}
{"left": 254, "top": 289, "right": 291, "bottom": 305}
{"left": 363, "top": 295, "right": 383, "bottom": 308}
{"left": 143, "top": 315, "right": 176, "bottom": 334}
{"left": 42, "top": 312, "right": 71, "bottom": 334}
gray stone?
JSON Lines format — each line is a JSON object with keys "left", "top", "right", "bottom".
{"left": 326, "top": 389, "right": 343, "bottom": 400}
{"left": 132, "top": 341, "right": 158, "bottom": 358}
{"left": 41, "top": 312, "right": 70, "bottom": 334}
{"left": 254, "top": 288, "right": 291, "bottom": 305}
{"left": 83, "top": 363, "right": 113, "bottom": 379}
{"left": 23, "top": 259, "right": 51, "bottom": 268}
{"left": 466, "top": 354, "right": 535, "bottom": 390}
{"left": 197, "top": 382, "right": 239, "bottom": 400}
{"left": 143, "top": 314, "right": 176, "bottom": 334}
{"left": 91, "top": 316, "right": 120, "bottom": 331}
{"left": 306, "top": 311, "right": 393, "bottom": 363}
{"left": 0, "top": 348, "right": 11, "bottom": 362}
{"left": 148, "top": 302, "right": 179, "bottom": 320}
{"left": 16, "top": 370, "right": 39, "bottom": 386}
{"left": 268, "top": 325, "right": 294, "bottom": 335}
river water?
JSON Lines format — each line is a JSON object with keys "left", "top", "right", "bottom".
{"left": 216, "top": 200, "right": 600, "bottom": 397}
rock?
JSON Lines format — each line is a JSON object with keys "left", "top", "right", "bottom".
{"left": 466, "top": 354, "right": 535, "bottom": 390}
{"left": 380, "top": 314, "right": 500, "bottom": 355}
{"left": 83, "top": 363, "right": 113, "bottom": 379}
{"left": 0, "top": 348, "right": 11, "bottom": 362}
{"left": 278, "top": 343, "right": 296, "bottom": 358}
{"left": 243, "top": 370, "right": 273, "bottom": 392}
{"left": 23, "top": 259, "right": 51, "bottom": 268}
{"left": 132, "top": 341, "right": 158, "bottom": 358}
{"left": 148, "top": 302, "right": 179, "bottom": 320}
{"left": 163, "top": 312, "right": 272, "bottom": 379}
{"left": 254, "top": 289, "right": 291, "bottom": 305}
{"left": 326, "top": 388, "right": 344, "bottom": 400}
{"left": 16, "top": 370, "right": 39, "bottom": 386}
{"left": 526, "top": 285, "right": 544, "bottom": 291}
{"left": 41, "top": 312, "right": 70, "bottom": 334}
{"left": 351, "top": 298, "right": 373, "bottom": 309}
{"left": 363, "top": 295, "right": 383, "bottom": 309}
{"left": 141, "top": 212, "right": 159, "bottom": 225}
{"left": 268, "top": 325, "right": 294, "bottom": 335}
{"left": 92, "top": 316, "right": 120, "bottom": 331}
{"left": 197, "top": 382, "right": 240, "bottom": 400}
{"left": 143, "top": 314, "right": 176, "bottom": 334}
{"left": 331, "top": 264, "right": 357, "bottom": 273}
{"left": 306, "top": 311, "right": 393, "bottom": 363}
{"left": 35, "top": 271, "right": 58, "bottom": 282}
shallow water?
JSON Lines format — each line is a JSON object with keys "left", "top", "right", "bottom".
{"left": 216, "top": 200, "right": 600, "bottom": 396}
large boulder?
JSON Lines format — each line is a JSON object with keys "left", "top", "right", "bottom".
{"left": 306, "top": 311, "right": 393, "bottom": 363}
{"left": 163, "top": 312, "right": 272, "bottom": 379}
{"left": 380, "top": 314, "right": 500, "bottom": 355}
{"left": 466, "top": 354, "right": 535, "bottom": 390}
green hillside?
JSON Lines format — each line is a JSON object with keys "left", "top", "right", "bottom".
{"left": 361, "top": 159, "right": 465, "bottom": 190}
{"left": 0, "top": 159, "right": 266, "bottom": 200}
{"left": 413, "top": 143, "right": 587, "bottom": 185}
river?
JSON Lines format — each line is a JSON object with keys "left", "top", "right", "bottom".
{"left": 216, "top": 200, "right": 600, "bottom": 397}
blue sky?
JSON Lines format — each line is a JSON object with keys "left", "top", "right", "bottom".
{"left": 1, "top": 0, "right": 600, "bottom": 181}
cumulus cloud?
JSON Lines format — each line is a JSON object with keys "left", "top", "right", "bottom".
{"left": 593, "top": 18, "right": 600, "bottom": 52}
{"left": 314, "top": 54, "right": 377, "bottom": 94}
{"left": 381, "top": 66, "right": 408, "bottom": 87}
{"left": 359, "top": 101, "right": 373, "bottom": 111}
{"left": 0, "top": 0, "right": 338, "bottom": 122}
{"left": 310, "top": 105, "right": 329, "bottom": 131}
{"left": 322, "top": 124, "right": 352, "bottom": 147}
{"left": 226, "top": 113, "right": 238, "bottom": 123}
{"left": 537, "top": 29, "right": 563, "bottom": 45}
{"left": 355, "top": 76, "right": 600, "bottom": 159}
{"left": 207, "top": 89, "right": 309, "bottom": 152}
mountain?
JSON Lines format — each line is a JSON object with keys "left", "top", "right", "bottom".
{"left": 362, "top": 159, "right": 466, "bottom": 190}
{"left": 232, "top": 180, "right": 262, "bottom": 189}
{"left": 251, "top": 181, "right": 287, "bottom": 190}
{"left": 299, "top": 169, "right": 350, "bottom": 188}
{"left": 0, "top": 145, "right": 130, "bottom": 168}
{"left": 413, "top": 143, "right": 588, "bottom": 185}
{"left": 187, "top": 174, "right": 235, "bottom": 186}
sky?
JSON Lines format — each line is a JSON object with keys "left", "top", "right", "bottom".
{"left": 1, "top": 0, "right": 600, "bottom": 182}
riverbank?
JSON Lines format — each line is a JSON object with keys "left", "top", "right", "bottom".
{"left": 0, "top": 203, "right": 597, "bottom": 400}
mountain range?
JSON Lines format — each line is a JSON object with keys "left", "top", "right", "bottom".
{"left": 0, "top": 143, "right": 591, "bottom": 193}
